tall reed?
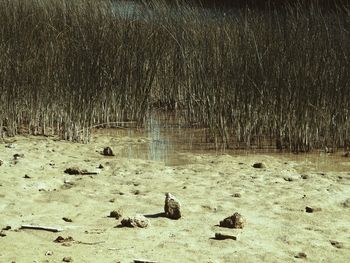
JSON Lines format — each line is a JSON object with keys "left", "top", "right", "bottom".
{"left": 0, "top": 0, "right": 349, "bottom": 151}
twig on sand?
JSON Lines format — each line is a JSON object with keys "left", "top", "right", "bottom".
{"left": 20, "top": 225, "right": 63, "bottom": 232}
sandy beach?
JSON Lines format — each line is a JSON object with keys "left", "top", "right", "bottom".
{"left": 0, "top": 133, "right": 349, "bottom": 263}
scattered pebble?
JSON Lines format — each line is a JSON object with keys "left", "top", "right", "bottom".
{"left": 164, "top": 193, "right": 181, "bottom": 220}
{"left": 330, "top": 240, "right": 344, "bottom": 249}
{"left": 252, "top": 162, "right": 265, "bottom": 169}
{"left": 214, "top": 233, "right": 237, "bottom": 240}
{"left": 305, "top": 206, "right": 322, "bottom": 213}
{"left": 133, "top": 190, "right": 141, "bottom": 195}
{"left": 219, "top": 212, "right": 245, "bottom": 229}
{"left": 0, "top": 160, "right": 3, "bottom": 166}
{"left": 98, "top": 164, "right": 104, "bottom": 169}
{"left": 294, "top": 252, "right": 307, "bottom": 259}
{"left": 102, "top": 147, "right": 114, "bottom": 156}
{"left": 341, "top": 198, "right": 350, "bottom": 208}
{"left": 5, "top": 143, "right": 16, "bottom": 148}
{"left": 109, "top": 210, "right": 122, "bottom": 219}
{"left": 0, "top": 231, "right": 6, "bottom": 237}
{"left": 120, "top": 214, "right": 150, "bottom": 228}
{"left": 45, "top": 251, "right": 53, "bottom": 256}
{"left": 23, "top": 174, "right": 31, "bottom": 179}
{"left": 342, "top": 152, "right": 350, "bottom": 157}
{"left": 301, "top": 174, "right": 309, "bottom": 179}
{"left": 283, "top": 177, "right": 294, "bottom": 182}
{"left": 62, "top": 217, "right": 73, "bottom": 223}
{"left": 233, "top": 193, "right": 241, "bottom": 198}
{"left": 2, "top": 226, "right": 11, "bottom": 231}
{"left": 62, "top": 256, "right": 73, "bottom": 262}
{"left": 54, "top": 236, "right": 74, "bottom": 243}
{"left": 13, "top": 153, "right": 24, "bottom": 160}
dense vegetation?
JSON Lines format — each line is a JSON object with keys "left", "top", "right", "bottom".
{"left": 0, "top": 0, "right": 349, "bottom": 151}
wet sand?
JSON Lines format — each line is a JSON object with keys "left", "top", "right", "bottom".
{"left": 0, "top": 133, "right": 349, "bottom": 263}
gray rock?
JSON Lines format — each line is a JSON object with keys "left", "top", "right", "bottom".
{"left": 219, "top": 212, "right": 245, "bottom": 229}
{"left": 164, "top": 193, "right": 181, "bottom": 219}
{"left": 121, "top": 214, "right": 149, "bottom": 228}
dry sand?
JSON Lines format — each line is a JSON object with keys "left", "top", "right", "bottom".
{"left": 0, "top": 133, "right": 349, "bottom": 263}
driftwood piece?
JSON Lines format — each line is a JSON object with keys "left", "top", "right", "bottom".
{"left": 134, "top": 260, "right": 158, "bottom": 263}
{"left": 214, "top": 233, "right": 237, "bottom": 240}
{"left": 21, "top": 224, "right": 63, "bottom": 232}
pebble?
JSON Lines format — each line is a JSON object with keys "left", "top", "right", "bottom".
{"left": 62, "top": 217, "right": 73, "bottom": 222}
{"left": 301, "top": 174, "right": 309, "bottom": 179}
{"left": 219, "top": 212, "right": 245, "bottom": 229}
{"left": 294, "top": 252, "right": 307, "bottom": 259}
{"left": 341, "top": 198, "right": 350, "bottom": 208}
{"left": 252, "top": 162, "right": 266, "bottom": 168}
{"left": 109, "top": 210, "right": 122, "bottom": 219}
{"left": 62, "top": 257, "right": 73, "bottom": 262}
{"left": 305, "top": 206, "right": 322, "bottom": 213}
{"left": 233, "top": 193, "right": 241, "bottom": 198}
{"left": 330, "top": 240, "right": 344, "bottom": 249}
{"left": 45, "top": 251, "right": 53, "bottom": 256}
{"left": 164, "top": 193, "right": 181, "bottom": 219}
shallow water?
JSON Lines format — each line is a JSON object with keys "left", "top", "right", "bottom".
{"left": 94, "top": 113, "right": 350, "bottom": 171}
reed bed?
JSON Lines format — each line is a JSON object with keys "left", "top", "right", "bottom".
{"left": 0, "top": 0, "right": 349, "bottom": 151}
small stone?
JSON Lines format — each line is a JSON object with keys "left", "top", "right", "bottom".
{"left": 13, "top": 153, "right": 24, "bottom": 160}
{"left": 64, "top": 167, "right": 81, "bottom": 175}
{"left": 2, "top": 226, "right": 11, "bottom": 231}
{"left": 341, "top": 198, "right": 350, "bottom": 208}
{"left": 102, "top": 147, "right": 114, "bottom": 156}
{"left": 164, "top": 193, "right": 181, "bottom": 219}
{"left": 219, "top": 212, "right": 245, "bottom": 229}
{"left": 0, "top": 160, "right": 3, "bottom": 166}
{"left": 295, "top": 252, "right": 307, "bottom": 259}
{"left": 330, "top": 240, "right": 344, "bottom": 249}
{"left": 98, "top": 164, "right": 104, "bottom": 169}
{"left": 62, "top": 217, "right": 73, "bottom": 222}
{"left": 5, "top": 143, "right": 16, "bottom": 148}
{"left": 45, "top": 251, "right": 53, "bottom": 256}
{"left": 23, "top": 174, "right": 31, "bottom": 179}
{"left": 0, "top": 231, "right": 6, "bottom": 237}
{"left": 233, "top": 193, "right": 241, "bottom": 198}
{"left": 305, "top": 206, "right": 322, "bottom": 213}
{"left": 62, "top": 256, "right": 73, "bottom": 262}
{"left": 214, "top": 233, "right": 237, "bottom": 240}
{"left": 120, "top": 214, "right": 149, "bottom": 228}
{"left": 301, "top": 174, "right": 309, "bottom": 179}
{"left": 252, "top": 162, "right": 265, "bottom": 169}
{"left": 133, "top": 190, "right": 140, "bottom": 195}
{"left": 109, "top": 210, "right": 122, "bottom": 219}
{"left": 283, "top": 177, "right": 294, "bottom": 182}
{"left": 54, "top": 236, "right": 74, "bottom": 243}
